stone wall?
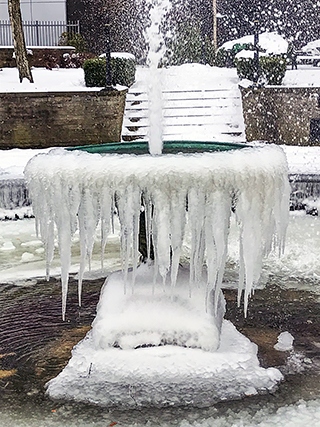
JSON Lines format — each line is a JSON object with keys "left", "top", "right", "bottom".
{"left": 0, "top": 46, "right": 75, "bottom": 68}
{"left": 0, "top": 89, "right": 127, "bottom": 149}
{"left": 240, "top": 86, "right": 320, "bottom": 145}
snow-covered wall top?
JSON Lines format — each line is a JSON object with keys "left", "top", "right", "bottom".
{"left": 24, "top": 145, "right": 290, "bottom": 320}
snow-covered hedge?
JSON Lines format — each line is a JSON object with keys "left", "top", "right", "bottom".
{"left": 235, "top": 54, "right": 286, "bottom": 85}
{"left": 259, "top": 55, "right": 287, "bottom": 85}
{"left": 83, "top": 53, "right": 136, "bottom": 88}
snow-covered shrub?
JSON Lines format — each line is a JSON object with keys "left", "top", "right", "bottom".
{"left": 83, "top": 58, "right": 105, "bottom": 86}
{"left": 235, "top": 56, "right": 255, "bottom": 81}
{"left": 111, "top": 55, "right": 136, "bottom": 87}
{"left": 62, "top": 52, "right": 95, "bottom": 69}
{"left": 259, "top": 55, "right": 287, "bottom": 85}
{"left": 83, "top": 55, "right": 136, "bottom": 87}
{"left": 216, "top": 43, "right": 254, "bottom": 68}
{"left": 235, "top": 54, "right": 286, "bottom": 85}
{"left": 215, "top": 47, "right": 235, "bottom": 68}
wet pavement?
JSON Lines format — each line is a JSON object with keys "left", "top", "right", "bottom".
{"left": 0, "top": 275, "right": 320, "bottom": 425}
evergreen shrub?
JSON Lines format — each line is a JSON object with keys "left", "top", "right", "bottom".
{"left": 59, "top": 32, "right": 88, "bottom": 53}
{"left": 235, "top": 56, "right": 255, "bottom": 81}
{"left": 215, "top": 47, "right": 235, "bottom": 67}
{"left": 216, "top": 43, "right": 254, "bottom": 68}
{"left": 83, "top": 56, "right": 136, "bottom": 88}
{"left": 259, "top": 55, "right": 287, "bottom": 85}
{"left": 163, "top": 23, "right": 215, "bottom": 66}
{"left": 235, "top": 55, "right": 287, "bottom": 85}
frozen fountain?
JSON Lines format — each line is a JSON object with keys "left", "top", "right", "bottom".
{"left": 23, "top": 0, "right": 290, "bottom": 409}
{"left": 24, "top": 144, "right": 289, "bottom": 407}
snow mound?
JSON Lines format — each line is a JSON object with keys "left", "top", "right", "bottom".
{"left": 274, "top": 331, "right": 294, "bottom": 352}
{"left": 91, "top": 264, "right": 225, "bottom": 352}
{"left": 221, "top": 32, "right": 288, "bottom": 55}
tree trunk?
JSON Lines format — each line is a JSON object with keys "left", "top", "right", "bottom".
{"left": 8, "top": 0, "right": 33, "bottom": 83}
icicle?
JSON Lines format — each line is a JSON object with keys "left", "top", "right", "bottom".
{"left": 45, "top": 219, "right": 55, "bottom": 281}
{"left": 100, "top": 189, "right": 112, "bottom": 269}
{"left": 143, "top": 193, "right": 153, "bottom": 262}
{"left": 237, "top": 231, "right": 245, "bottom": 308}
{"left": 131, "top": 207, "right": 141, "bottom": 293}
{"left": 188, "top": 186, "right": 207, "bottom": 296}
{"left": 151, "top": 188, "right": 171, "bottom": 286}
{"left": 169, "top": 189, "right": 187, "bottom": 290}
{"left": 56, "top": 205, "right": 73, "bottom": 318}
{"left": 77, "top": 187, "right": 100, "bottom": 306}
{"left": 116, "top": 182, "right": 141, "bottom": 294}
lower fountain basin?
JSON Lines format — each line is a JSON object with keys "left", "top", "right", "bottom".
{"left": 46, "top": 264, "right": 282, "bottom": 408}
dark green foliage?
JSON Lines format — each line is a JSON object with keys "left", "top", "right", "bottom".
{"left": 59, "top": 32, "right": 88, "bottom": 53}
{"left": 83, "top": 56, "right": 136, "bottom": 88}
{"left": 215, "top": 48, "right": 236, "bottom": 68}
{"left": 163, "top": 23, "right": 215, "bottom": 66}
{"left": 83, "top": 58, "right": 105, "bottom": 87}
{"left": 111, "top": 56, "right": 136, "bottom": 87}
{"left": 235, "top": 57, "right": 255, "bottom": 81}
{"left": 259, "top": 55, "right": 287, "bottom": 85}
{"left": 235, "top": 55, "right": 287, "bottom": 85}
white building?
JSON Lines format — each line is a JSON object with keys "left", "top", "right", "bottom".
{"left": 0, "top": 0, "right": 66, "bottom": 22}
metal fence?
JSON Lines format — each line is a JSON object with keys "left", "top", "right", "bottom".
{"left": 0, "top": 20, "right": 80, "bottom": 46}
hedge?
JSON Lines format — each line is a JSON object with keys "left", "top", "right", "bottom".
{"left": 83, "top": 55, "right": 136, "bottom": 88}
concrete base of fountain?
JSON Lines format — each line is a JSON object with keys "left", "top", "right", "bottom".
{"left": 46, "top": 264, "right": 283, "bottom": 408}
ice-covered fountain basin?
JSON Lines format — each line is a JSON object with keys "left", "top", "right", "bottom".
{"left": 24, "top": 143, "right": 290, "bottom": 320}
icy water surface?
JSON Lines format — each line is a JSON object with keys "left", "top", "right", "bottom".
{"left": 0, "top": 277, "right": 319, "bottom": 426}
{"left": 0, "top": 212, "right": 320, "bottom": 425}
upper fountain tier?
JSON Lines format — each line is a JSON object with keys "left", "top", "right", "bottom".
{"left": 24, "top": 143, "right": 290, "bottom": 320}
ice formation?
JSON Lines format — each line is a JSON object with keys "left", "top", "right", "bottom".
{"left": 274, "top": 331, "right": 294, "bottom": 352}
{"left": 46, "top": 314, "right": 283, "bottom": 407}
{"left": 24, "top": 144, "right": 290, "bottom": 321}
{"left": 0, "top": 177, "right": 30, "bottom": 210}
{"left": 145, "top": 0, "right": 171, "bottom": 155}
{"left": 46, "top": 259, "right": 283, "bottom": 407}
{"left": 91, "top": 264, "right": 225, "bottom": 352}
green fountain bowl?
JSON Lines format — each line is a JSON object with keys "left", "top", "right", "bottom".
{"left": 65, "top": 140, "right": 249, "bottom": 155}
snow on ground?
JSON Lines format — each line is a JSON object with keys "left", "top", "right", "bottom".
{"left": 0, "top": 67, "right": 88, "bottom": 92}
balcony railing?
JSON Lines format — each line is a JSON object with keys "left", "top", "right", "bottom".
{"left": 0, "top": 20, "right": 80, "bottom": 46}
